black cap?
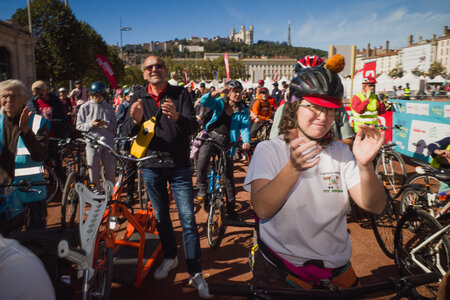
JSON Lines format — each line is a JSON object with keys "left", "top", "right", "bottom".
{"left": 273, "top": 82, "right": 278, "bottom": 86}
{"left": 75, "top": 80, "right": 81, "bottom": 84}
{"left": 200, "top": 82, "right": 205, "bottom": 88}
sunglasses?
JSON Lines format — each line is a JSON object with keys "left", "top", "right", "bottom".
{"left": 144, "top": 64, "right": 164, "bottom": 71}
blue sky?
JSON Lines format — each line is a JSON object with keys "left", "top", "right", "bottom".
{"left": 0, "top": 0, "right": 448, "bottom": 51}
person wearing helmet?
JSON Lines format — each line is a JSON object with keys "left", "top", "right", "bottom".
{"left": 196, "top": 79, "right": 251, "bottom": 220}
{"left": 244, "top": 56, "right": 385, "bottom": 291}
{"left": 250, "top": 87, "right": 273, "bottom": 139}
{"left": 350, "top": 77, "right": 386, "bottom": 134}
{"left": 76, "top": 81, "right": 117, "bottom": 191}
{"left": 69, "top": 80, "right": 88, "bottom": 106}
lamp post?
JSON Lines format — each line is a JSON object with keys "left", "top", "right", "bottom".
{"left": 120, "top": 17, "right": 132, "bottom": 62}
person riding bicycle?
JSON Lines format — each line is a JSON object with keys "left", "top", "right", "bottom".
{"left": 196, "top": 79, "right": 251, "bottom": 220}
{"left": 244, "top": 56, "right": 385, "bottom": 290}
{"left": 0, "top": 79, "right": 49, "bottom": 230}
{"left": 76, "top": 81, "right": 117, "bottom": 192}
{"left": 250, "top": 87, "right": 273, "bottom": 140}
{"left": 427, "top": 136, "right": 450, "bottom": 195}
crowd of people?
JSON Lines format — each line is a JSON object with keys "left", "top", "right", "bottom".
{"left": 0, "top": 53, "right": 449, "bottom": 299}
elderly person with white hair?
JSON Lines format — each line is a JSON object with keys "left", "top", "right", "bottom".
{"left": 0, "top": 79, "right": 49, "bottom": 229}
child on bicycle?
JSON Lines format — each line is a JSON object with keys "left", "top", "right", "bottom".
{"left": 76, "top": 81, "right": 117, "bottom": 192}
{"left": 196, "top": 80, "right": 251, "bottom": 220}
{"left": 244, "top": 55, "right": 385, "bottom": 290}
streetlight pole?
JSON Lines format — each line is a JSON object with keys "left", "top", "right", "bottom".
{"left": 120, "top": 17, "right": 132, "bottom": 62}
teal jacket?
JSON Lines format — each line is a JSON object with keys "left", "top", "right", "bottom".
{"left": 200, "top": 92, "right": 250, "bottom": 156}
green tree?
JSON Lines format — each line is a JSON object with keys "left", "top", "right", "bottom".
{"left": 389, "top": 67, "right": 403, "bottom": 78}
{"left": 12, "top": 0, "right": 124, "bottom": 89}
{"left": 428, "top": 62, "right": 446, "bottom": 79}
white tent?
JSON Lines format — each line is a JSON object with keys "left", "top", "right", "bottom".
{"left": 427, "top": 75, "right": 447, "bottom": 83}
{"left": 375, "top": 73, "right": 393, "bottom": 92}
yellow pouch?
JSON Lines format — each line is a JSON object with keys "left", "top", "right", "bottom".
{"left": 130, "top": 116, "right": 157, "bottom": 158}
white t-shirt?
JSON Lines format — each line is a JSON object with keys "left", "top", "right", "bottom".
{"left": 244, "top": 136, "right": 360, "bottom": 268}
{"left": 0, "top": 235, "right": 55, "bottom": 300}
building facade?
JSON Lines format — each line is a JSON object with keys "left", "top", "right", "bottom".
{"left": 230, "top": 25, "right": 253, "bottom": 45}
{"left": 0, "top": 20, "right": 36, "bottom": 87}
{"left": 243, "top": 58, "right": 297, "bottom": 81}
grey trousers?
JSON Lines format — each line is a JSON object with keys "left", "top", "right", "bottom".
{"left": 86, "top": 145, "right": 116, "bottom": 189}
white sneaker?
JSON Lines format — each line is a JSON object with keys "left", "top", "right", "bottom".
{"left": 189, "top": 272, "right": 213, "bottom": 299}
{"left": 154, "top": 257, "right": 178, "bottom": 279}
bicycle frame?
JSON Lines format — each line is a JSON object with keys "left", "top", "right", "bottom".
{"left": 409, "top": 222, "right": 450, "bottom": 276}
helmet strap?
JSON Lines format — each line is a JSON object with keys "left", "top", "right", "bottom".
{"left": 296, "top": 124, "right": 331, "bottom": 142}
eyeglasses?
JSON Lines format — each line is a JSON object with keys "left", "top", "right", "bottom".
{"left": 144, "top": 64, "right": 164, "bottom": 72}
{"left": 299, "top": 104, "right": 336, "bottom": 117}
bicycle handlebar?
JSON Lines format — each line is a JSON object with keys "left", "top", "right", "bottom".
{"left": 80, "top": 132, "right": 172, "bottom": 163}
{"left": 376, "top": 124, "right": 403, "bottom": 131}
{"left": 209, "top": 272, "right": 440, "bottom": 299}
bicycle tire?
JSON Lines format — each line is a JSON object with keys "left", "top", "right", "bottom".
{"left": 400, "top": 187, "right": 428, "bottom": 214}
{"left": 137, "top": 169, "right": 148, "bottom": 210}
{"left": 406, "top": 173, "right": 441, "bottom": 194}
{"left": 44, "top": 163, "right": 60, "bottom": 204}
{"left": 90, "top": 237, "right": 113, "bottom": 300}
{"left": 394, "top": 208, "right": 450, "bottom": 298}
{"left": 370, "top": 188, "right": 400, "bottom": 259}
{"left": 207, "top": 197, "right": 226, "bottom": 248}
{"left": 61, "top": 172, "right": 79, "bottom": 229}
{"left": 375, "top": 150, "right": 406, "bottom": 199}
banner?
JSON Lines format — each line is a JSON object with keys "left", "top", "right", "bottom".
{"left": 184, "top": 70, "right": 188, "bottom": 84}
{"left": 224, "top": 52, "right": 230, "bottom": 81}
{"left": 363, "top": 61, "right": 376, "bottom": 79}
{"left": 95, "top": 54, "right": 117, "bottom": 89}
{"left": 273, "top": 70, "right": 278, "bottom": 82}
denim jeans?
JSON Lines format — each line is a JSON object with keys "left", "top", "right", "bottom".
{"left": 141, "top": 167, "right": 201, "bottom": 275}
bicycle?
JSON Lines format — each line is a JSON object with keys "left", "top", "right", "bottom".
{"left": 370, "top": 183, "right": 401, "bottom": 259}
{"left": 0, "top": 179, "right": 49, "bottom": 234}
{"left": 400, "top": 160, "right": 448, "bottom": 215}
{"left": 209, "top": 272, "right": 440, "bottom": 299}
{"left": 255, "top": 119, "right": 272, "bottom": 142}
{"left": 58, "top": 180, "right": 114, "bottom": 300}
{"left": 394, "top": 205, "right": 450, "bottom": 298}
{"left": 60, "top": 137, "right": 92, "bottom": 229}
{"left": 78, "top": 132, "right": 172, "bottom": 288}
{"left": 198, "top": 137, "right": 255, "bottom": 249}
{"left": 374, "top": 125, "right": 407, "bottom": 199}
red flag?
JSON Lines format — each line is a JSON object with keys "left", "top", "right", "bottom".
{"left": 363, "top": 61, "right": 376, "bottom": 79}
{"left": 224, "top": 52, "right": 230, "bottom": 81}
{"left": 273, "top": 70, "right": 278, "bottom": 81}
{"left": 95, "top": 54, "right": 117, "bottom": 89}
{"left": 184, "top": 70, "right": 188, "bottom": 84}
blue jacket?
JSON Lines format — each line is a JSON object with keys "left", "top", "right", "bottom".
{"left": 200, "top": 92, "right": 250, "bottom": 156}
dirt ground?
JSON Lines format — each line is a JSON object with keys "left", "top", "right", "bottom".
{"left": 45, "top": 157, "right": 420, "bottom": 300}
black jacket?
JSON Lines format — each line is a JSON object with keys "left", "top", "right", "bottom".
{"left": 27, "top": 92, "right": 69, "bottom": 139}
{"left": 122, "top": 84, "right": 198, "bottom": 168}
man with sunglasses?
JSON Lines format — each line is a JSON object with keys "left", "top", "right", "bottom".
{"left": 122, "top": 56, "right": 212, "bottom": 299}
{"left": 350, "top": 78, "right": 386, "bottom": 134}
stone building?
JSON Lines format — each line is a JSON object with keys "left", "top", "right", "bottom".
{"left": 0, "top": 20, "right": 36, "bottom": 88}
{"left": 230, "top": 25, "right": 253, "bottom": 45}
{"left": 243, "top": 58, "right": 297, "bottom": 81}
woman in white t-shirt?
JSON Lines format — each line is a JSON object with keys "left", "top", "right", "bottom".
{"left": 244, "top": 55, "right": 385, "bottom": 291}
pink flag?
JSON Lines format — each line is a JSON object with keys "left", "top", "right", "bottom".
{"left": 273, "top": 70, "right": 278, "bottom": 81}
{"left": 184, "top": 70, "right": 188, "bottom": 84}
{"left": 224, "top": 52, "right": 230, "bottom": 81}
{"left": 95, "top": 54, "right": 117, "bottom": 89}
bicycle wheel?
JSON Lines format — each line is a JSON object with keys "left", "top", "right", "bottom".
{"left": 137, "top": 169, "right": 148, "bottom": 210}
{"left": 407, "top": 173, "right": 441, "bottom": 194}
{"left": 61, "top": 172, "right": 79, "bottom": 229}
{"left": 375, "top": 150, "right": 407, "bottom": 199}
{"left": 394, "top": 209, "right": 450, "bottom": 298}
{"left": 370, "top": 188, "right": 400, "bottom": 259}
{"left": 400, "top": 187, "right": 428, "bottom": 214}
{"left": 44, "top": 163, "right": 60, "bottom": 204}
{"left": 207, "top": 196, "right": 226, "bottom": 248}
{"left": 89, "top": 237, "right": 113, "bottom": 300}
